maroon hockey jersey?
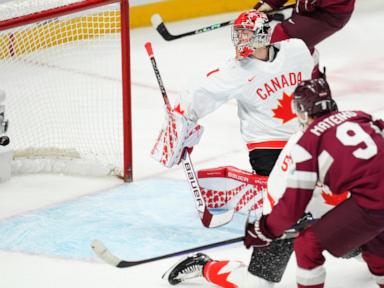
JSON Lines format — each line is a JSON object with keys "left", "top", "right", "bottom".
{"left": 266, "top": 111, "right": 384, "bottom": 237}
{"left": 265, "top": 0, "right": 355, "bottom": 13}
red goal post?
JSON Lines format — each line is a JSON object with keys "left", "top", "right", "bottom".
{"left": 0, "top": 0, "right": 132, "bottom": 181}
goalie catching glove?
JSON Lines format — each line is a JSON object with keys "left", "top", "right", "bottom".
{"left": 151, "top": 107, "right": 203, "bottom": 168}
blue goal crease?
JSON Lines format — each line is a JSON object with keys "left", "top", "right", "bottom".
{"left": 0, "top": 179, "right": 245, "bottom": 261}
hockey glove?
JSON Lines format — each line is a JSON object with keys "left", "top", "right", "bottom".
{"left": 295, "top": 0, "right": 317, "bottom": 14}
{"left": 244, "top": 212, "right": 315, "bottom": 249}
{"left": 244, "top": 216, "right": 275, "bottom": 248}
{"left": 151, "top": 109, "right": 203, "bottom": 168}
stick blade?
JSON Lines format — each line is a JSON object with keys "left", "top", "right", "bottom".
{"left": 202, "top": 208, "right": 235, "bottom": 228}
{"left": 150, "top": 13, "right": 177, "bottom": 41}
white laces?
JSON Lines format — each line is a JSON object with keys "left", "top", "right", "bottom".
{"left": 175, "top": 265, "right": 203, "bottom": 281}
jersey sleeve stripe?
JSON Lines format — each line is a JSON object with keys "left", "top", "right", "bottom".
{"left": 287, "top": 171, "right": 317, "bottom": 189}
{"left": 318, "top": 150, "right": 334, "bottom": 183}
{"left": 296, "top": 266, "right": 326, "bottom": 286}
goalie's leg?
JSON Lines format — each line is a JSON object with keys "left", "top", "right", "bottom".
{"left": 163, "top": 253, "right": 274, "bottom": 288}
{"left": 162, "top": 238, "right": 294, "bottom": 288}
{"left": 247, "top": 238, "right": 294, "bottom": 283}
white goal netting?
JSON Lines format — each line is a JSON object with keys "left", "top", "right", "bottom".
{"left": 0, "top": 0, "right": 130, "bottom": 178}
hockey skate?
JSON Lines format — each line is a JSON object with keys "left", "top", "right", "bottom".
{"left": 162, "top": 253, "right": 212, "bottom": 285}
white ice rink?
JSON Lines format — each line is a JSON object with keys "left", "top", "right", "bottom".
{"left": 1, "top": 1, "right": 384, "bottom": 287}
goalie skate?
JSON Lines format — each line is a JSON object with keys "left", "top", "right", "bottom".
{"left": 162, "top": 253, "right": 212, "bottom": 285}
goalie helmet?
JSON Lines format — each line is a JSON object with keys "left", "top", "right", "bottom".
{"left": 232, "top": 10, "right": 271, "bottom": 58}
{"left": 293, "top": 78, "right": 338, "bottom": 121}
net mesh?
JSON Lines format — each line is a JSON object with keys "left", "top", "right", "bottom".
{"left": 0, "top": 0, "right": 125, "bottom": 177}
{"left": 0, "top": 0, "right": 83, "bottom": 21}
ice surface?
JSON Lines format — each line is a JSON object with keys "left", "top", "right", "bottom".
{"left": 0, "top": 0, "right": 383, "bottom": 287}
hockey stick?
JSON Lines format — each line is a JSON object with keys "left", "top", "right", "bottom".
{"left": 144, "top": 41, "right": 235, "bottom": 228}
{"left": 92, "top": 237, "right": 243, "bottom": 268}
{"left": 91, "top": 212, "right": 314, "bottom": 268}
{"left": 151, "top": 15, "right": 231, "bottom": 41}
{"left": 151, "top": 4, "right": 295, "bottom": 41}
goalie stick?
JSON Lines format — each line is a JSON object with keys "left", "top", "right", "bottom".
{"left": 151, "top": 4, "right": 295, "bottom": 41}
{"left": 91, "top": 237, "right": 243, "bottom": 268}
{"left": 144, "top": 41, "right": 235, "bottom": 228}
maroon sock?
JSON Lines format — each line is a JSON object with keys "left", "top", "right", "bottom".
{"left": 298, "top": 284, "right": 324, "bottom": 288}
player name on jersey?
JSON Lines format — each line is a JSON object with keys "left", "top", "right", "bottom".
{"left": 256, "top": 71, "right": 302, "bottom": 100}
{"left": 310, "top": 111, "right": 357, "bottom": 136}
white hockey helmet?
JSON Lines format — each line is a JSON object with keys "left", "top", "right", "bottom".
{"left": 232, "top": 10, "right": 272, "bottom": 58}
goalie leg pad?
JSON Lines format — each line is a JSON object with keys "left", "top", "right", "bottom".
{"left": 248, "top": 238, "right": 294, "bottom": 283}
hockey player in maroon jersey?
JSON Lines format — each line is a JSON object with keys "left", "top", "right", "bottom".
{"left": 254, "top": 0, "right": 355, "bottom": 53}
{"left": 243, "top": 77, "right": 384, "bottom": 287}
{"left": 254, "top": 0, "right": 355, "bottom": 78}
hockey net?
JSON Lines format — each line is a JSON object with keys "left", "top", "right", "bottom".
{"left": 0, "top": 0, "right": 132, "bottom": 180}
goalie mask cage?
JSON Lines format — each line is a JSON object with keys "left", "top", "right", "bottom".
{"left": 0, "top": 0, "right": 132, "bottom": 181}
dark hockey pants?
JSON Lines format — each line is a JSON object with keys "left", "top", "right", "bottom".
{"left": 294, "top": 198, "right": 384, "bottom": 287}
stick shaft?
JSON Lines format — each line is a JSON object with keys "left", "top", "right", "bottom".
{"left": 152, "top": 4, "right": 294, "bottom": 41}
{"left": 92, "top": 237, "right": 244, "bottom": 268}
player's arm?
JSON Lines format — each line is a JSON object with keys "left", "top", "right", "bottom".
{"left": 255, "top": 0, "right": 319, "bottom": 13}
{"left": 179, "top": 63, "right": 242, "bottom": 122}
{"left": 245, "top": 142, "right": 318, "bottom": 246}
{"left": 151, "top": 64, "right": 241, "bottom": 168}
{"left": 360, "top": 111, "right": 384, "bottom": 136}
{"left": 254, "top": 0, "right": 289, "bottom": 11}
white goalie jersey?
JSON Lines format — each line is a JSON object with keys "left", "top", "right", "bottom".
{"left": 179, "top": 39, "right": 314, "bottom": 150}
